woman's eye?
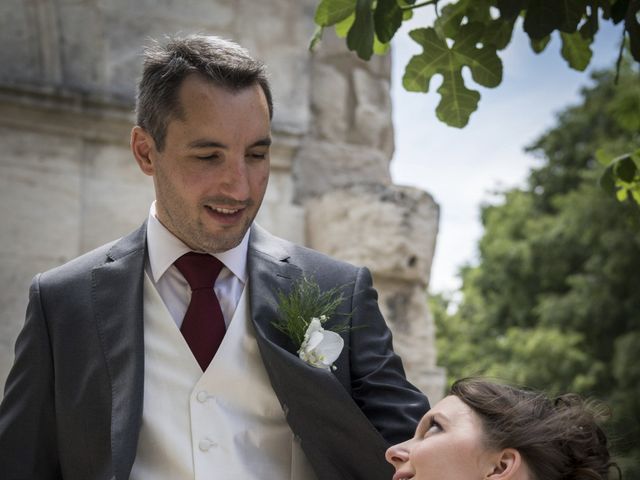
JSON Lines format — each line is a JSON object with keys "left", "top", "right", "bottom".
{"left": 425, "top": 420, "right": 442, "bottom": 435}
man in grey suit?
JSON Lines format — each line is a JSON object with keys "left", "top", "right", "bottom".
{"left": 0, "top": 35, "right": 428, "bottom": 479}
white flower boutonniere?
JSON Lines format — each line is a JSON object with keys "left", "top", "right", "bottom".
{"left": 298, "top": 316, "right": 344, "bottom": 370}
{"left": 273, "top": 276, "right": 349, "bottom": 371}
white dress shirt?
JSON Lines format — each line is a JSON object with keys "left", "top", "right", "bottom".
{"left": 144, "top": 202, "right": 249, "bottom": 328}
{"left": 133, "top": 203, "right": 318, "bottom": 480}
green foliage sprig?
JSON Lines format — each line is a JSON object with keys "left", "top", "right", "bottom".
{"left": 272, "top": 276, "right": 348, "bottom": 348}
{"left": 311, "top": 0, "right": 640, "bottom": 128}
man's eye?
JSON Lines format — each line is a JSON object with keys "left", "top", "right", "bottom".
{"left": 197, "top": 153, "right": 219, "bottom": 160}
{"left": 247, "top": 152, "right": 267, "bottom": 161}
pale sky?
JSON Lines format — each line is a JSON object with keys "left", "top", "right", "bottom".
{"left": 390, "top": 10, "right": 623, "bottom": 293}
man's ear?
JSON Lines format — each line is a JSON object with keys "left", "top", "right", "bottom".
{"left": 131, "top": 126, "right": 156, "bottom": 176}
{"left": 485, "top": 448, "right": 523, "bottom": 480}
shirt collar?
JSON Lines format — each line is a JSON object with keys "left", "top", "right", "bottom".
{"left": 146, "top": 201, "right": 249, "bottom": 284}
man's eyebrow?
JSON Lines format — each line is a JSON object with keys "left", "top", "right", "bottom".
{"left": 186, "top": 137, "right": 272, "bottom": 149}
{"left": 252, "top": 137, "right": 272, "bottom": 147}
{"left": 187, "top": 139, "right": 227, "bottom": 149}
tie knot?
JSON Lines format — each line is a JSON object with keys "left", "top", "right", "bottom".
{"left": 174, "top": 252, "right": 224, "bottom": 291}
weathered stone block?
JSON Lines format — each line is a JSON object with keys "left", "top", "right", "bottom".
{"left": 264, "top": 45, "right": 312, "bottom": 136}
{"left": 311, "top": 28, "right": 392, "bottom": 78}
{"left": 81, "top": 177, "right": 155, "bottom": 252}
{"left": 311, "top": 63, "right": 349, "bottom": 141}
{"left": 306, "top": 184, "right": 439, "bottom": 284}
{"left": 374, "top": 277, "right": 445, "bottom": 402}
{"left": 0, "top": 127, "right": 83, "bottom": 262}
{"left": 84, "top": 141, "right": 144, "bottom": 184}
{"left": 352, "top": 68, "right": 394, "bottom": 158}
{"left": 257, "top": 170, "right": 306, "bottom": 244}
{"left": 236, "top": 0, "right": 312, "bottom": 137}
{"left": 0, "top": 1, "right": 45, "bottom": 85}
{"left": 293, "top": 141, "right": 391, "bottom": 201}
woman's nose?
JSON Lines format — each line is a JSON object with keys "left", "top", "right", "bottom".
{"left": 385, "top": 441, "right": 410, "bottom": 467}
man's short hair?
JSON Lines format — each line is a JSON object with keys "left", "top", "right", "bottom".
{"left": 135, "top": 34, "right": 273, "bottom": 151}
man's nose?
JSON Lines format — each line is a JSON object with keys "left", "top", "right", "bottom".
{"left": 219, "top": 155, "right": 251, "bottom": 200}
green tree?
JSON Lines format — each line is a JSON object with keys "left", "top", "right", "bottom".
{"left": 431, "top": 60, "right": 640, "bottom": 475}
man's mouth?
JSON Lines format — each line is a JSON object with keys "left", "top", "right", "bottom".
{"left": 204, "top": 204, "right": 246, "bottom": 224}
{"left": 208, "top": 206, "right": 240, "bottom": 215}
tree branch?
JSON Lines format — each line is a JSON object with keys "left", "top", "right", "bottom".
{"left": 400, "top": 0, "right": 439, "bottom": 11}
{"left": 615, "top": 28, "right": 626, "bottom": 85}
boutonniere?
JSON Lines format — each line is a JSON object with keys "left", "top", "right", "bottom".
{"left": 273, "top": 276, "right": 348, "bottom": 371}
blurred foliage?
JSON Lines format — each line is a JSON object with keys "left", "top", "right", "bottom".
{"left": 311, "top": 0, "right": 640, "bottom": 128}
{"left": 431, "top": 57, "right": 640, "bottom": 476}
{"left": 599, "top": 148, "right": 640, "bottom": 205}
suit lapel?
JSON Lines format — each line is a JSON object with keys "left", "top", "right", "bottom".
{"left": 247, "top": 225, "right": 392, "bottom": 480}
{"left": 92, "top": 223, "right": 147, "bottom": 480}
{"left": 247, "top": 224, "right": 302, "bottom": 352}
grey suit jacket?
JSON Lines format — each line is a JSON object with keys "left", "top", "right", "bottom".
{"left": 0, "top": 223, "right": 428, "bottom": 480}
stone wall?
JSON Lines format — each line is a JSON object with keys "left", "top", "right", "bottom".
{"left": 0, "top": 0, "right": 445, "bottom": 403}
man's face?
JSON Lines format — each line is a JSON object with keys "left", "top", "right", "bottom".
{"left": 134, "top": 74, "right": 271, "bottom": 253}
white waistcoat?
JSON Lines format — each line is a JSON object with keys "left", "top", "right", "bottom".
{"left": 130, "top": 273, "right": 317, "bottom": 480}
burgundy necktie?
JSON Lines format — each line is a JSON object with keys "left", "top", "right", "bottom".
{"left": 174, "top": 252, "right": 226, "bottom": 371}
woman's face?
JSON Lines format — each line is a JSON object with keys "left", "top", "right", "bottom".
{"left": 386, "top": 395, "right": 496, "bottom": 480}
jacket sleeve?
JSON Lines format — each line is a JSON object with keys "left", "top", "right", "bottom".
{"left": 347, "top": 266, "right": 430, "bottom": 445}
{"left": 0, "top": 275, "right": 62, "bottom": 479}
